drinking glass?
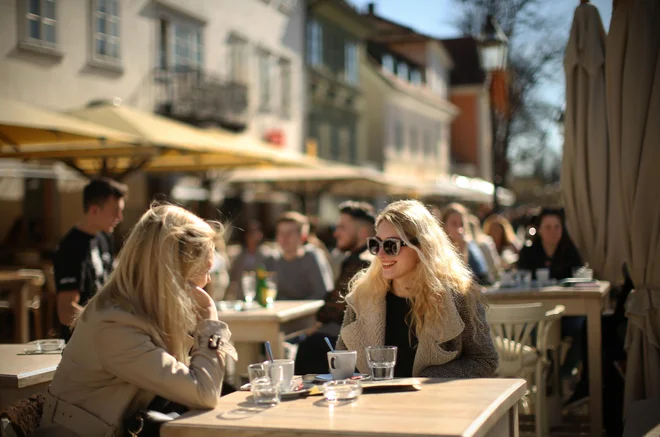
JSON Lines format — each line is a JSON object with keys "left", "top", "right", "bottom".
{"left": 365, "top": 346, "right": 397, "bottom": 380}
{"left": 241, "top": 271, "right": 256, "bottom": 304}
{"left": 264, "top": 274, "right": 278, "bottom": 307}
{"left": 247, "top": 363, "right": 283, "bottom": 406}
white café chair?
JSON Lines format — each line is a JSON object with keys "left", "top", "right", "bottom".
{"left": 487, "top": 302, "right": 565, "bottom": 437}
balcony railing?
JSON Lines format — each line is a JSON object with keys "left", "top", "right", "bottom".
{"left": 152, "top": 67, "right": 249, "bottom": 132}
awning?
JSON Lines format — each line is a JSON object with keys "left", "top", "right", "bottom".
{"left": 227, "top": 164, "right": 417, "bottom": 198}
{"left": 419, "top": 175, "right": 516, "bottom": 206}
{"left": 65, "top": 103, "right": 316, "bottom": 175}
{"left": 0, "top": 98, "right": 139, "bottom": 156}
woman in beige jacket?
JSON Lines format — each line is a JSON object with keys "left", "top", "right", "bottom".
{"left": 336, "top": 200, "right": 497, "bottom": 379}
{"left": 38, "top": 204, "right": 237, "bottom": 437}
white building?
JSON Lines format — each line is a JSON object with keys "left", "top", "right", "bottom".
{"left": 0, "top": 0, "right": 305, "bottom": 242}
{"left": 361, "top": 5, "right": 458, "bottom": 184}
{"left": 0, "top": 0, "right": 305, "bottom": 153}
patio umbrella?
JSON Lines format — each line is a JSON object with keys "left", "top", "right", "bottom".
{"left": 605, "top": 0, "right": 660, "bottom": 415}
{"left": 68, "top": 103, "right": 315, "bottom": 175}
{"left": 0, "top": 97, "right": 138, "bottom": 150}
{"left": 561, "top": 2, "right": 622, "bottom": 281}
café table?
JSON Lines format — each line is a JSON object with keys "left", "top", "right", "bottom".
{"left": 0, "top": 344, "right": 61, "bottom": 410}
{"left": 484, "top": 281, "right": 610, "bottom": 437}
{"left": 162, "top": 377, "right": 527, "bottom": 437}
{"left": 218, "top": 300, "right": 323, "bottom": 384}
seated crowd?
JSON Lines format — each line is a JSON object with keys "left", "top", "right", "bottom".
{"left": 28, "top": 178, "right": 627, "bottom": 436}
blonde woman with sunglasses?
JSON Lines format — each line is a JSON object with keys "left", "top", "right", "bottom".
{"left": 336, "top": 200, "right": 497, "bottom": 378}
{"left": 38, "top": 204, "right": 237, "bottom": 437}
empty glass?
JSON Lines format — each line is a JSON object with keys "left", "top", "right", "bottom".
{"left": 247, "top": 363, "right": 283, "bottom": 406}
{"left": 365, "top": 345, "right": 397, "bottom": 380}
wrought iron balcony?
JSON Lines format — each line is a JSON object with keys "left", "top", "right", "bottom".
{"left": 152, "top": 67, "right": 249, "bottom": 132}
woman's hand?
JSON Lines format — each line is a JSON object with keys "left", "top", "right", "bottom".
{"left": 191, "top": 285, "right": 218, "bottom": 321}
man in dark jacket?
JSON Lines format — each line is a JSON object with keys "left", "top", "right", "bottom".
{"left": 294, "top": 201, "right": 375, "bottom": 375}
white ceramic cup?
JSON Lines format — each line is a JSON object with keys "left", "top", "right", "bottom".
{"left": 327, "top": 350, "right": 357, "bottom": 380}
{"left": 264, "top": 359, "right": 294, "bottom": 392}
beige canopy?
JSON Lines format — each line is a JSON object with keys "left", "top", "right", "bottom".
{"left": 66, "top": 103, "right": 315, "bottom": 175}
{"left": 0, "top": 98, "right": 139, "bottom": 156}
{"left": 227, "top": 165, "right": 417, "bottom": 198}
{"left": 606, "top": 0, "right": 660, "bottom": 415}
{"left": 561, "top": 2, "right": 622, "bottom": 282}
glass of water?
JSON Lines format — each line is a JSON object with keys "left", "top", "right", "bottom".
{"left": 242, "top": 271, "right": 256, "bottom": 305}
{"left": 247, "top": 363, "right": 283, "bottom": 406}
{"left": 365, "top": 345, "right": 397, "bottom": 380}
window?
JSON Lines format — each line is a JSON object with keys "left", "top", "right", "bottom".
{"left": 330, "top": 125, "right": 340, "bottom": 161}
{"left": 423, "top": 130, "right": 434, "bottom": 157}
{"left": 25, "top": 0, "right": 57, "bottom": 46}
{"left": 345, "top": 41, "right": 358, "bottom": 85}
{"left": 228, "top": 34, "right": 248, "bottom": 82}
{"left": 258, "top": 48, "right": 272, "bottom": 111}
{"left": 410, "top": 126, "right": 419, "bottom": 155}
{"left": 171, "top": 23, "right": 203, "bottom": 71}
{"left": 411, "top": 68, "right": 422, "bottom": 85}
{"left": 394, "top": 121, "right": 404, "bottom": 152}
{"left": 397, "top": 62, "right": 408, "bottom": 81}
{"left": 435, "top": 125, "right": 443, "bottom": 160}
{"left": 306, "top": 19, "right": 322, "bottom": 66}
{"left": 92, "top": 0, "right": 120, "bottom": 62}
{"left": 279, "top": 58, "right": 291, "bottom": 118}
{"left": 383, "top": 54, "right": 394, "bottom": 73}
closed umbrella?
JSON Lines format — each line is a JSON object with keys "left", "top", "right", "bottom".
{"left": 606, "top": 0, "right": 660, "bottom": 415}
{"left": 561, "top": 2, "right": 622, "bottom": 281}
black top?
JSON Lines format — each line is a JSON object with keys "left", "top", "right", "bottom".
{"left": 517, "top": 239, "right": 583, "bottom": 280}
{"left": 385, "top": 291, "right": 418, "bottom": 377}
{"left": 53, "top": 227, "right": 114, "bottom": 340}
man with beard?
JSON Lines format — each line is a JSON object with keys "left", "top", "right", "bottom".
{"left": 294, "top": 201, "right": 375, "bottom": 375}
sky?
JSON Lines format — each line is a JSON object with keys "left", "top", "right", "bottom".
{"left": 348, "top": 0, "right": 614, "bottom": 173}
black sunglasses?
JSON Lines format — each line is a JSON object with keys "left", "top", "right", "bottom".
{"left": 366, "top": 236, "right": 418, "bottom": 256}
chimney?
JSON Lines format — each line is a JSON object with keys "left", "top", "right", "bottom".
{"left": 367, "top": 2, "right": 375, "bottom": 14}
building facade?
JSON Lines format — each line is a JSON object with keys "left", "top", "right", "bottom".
{"left": 304, "top": 0, "right": 371, "bottom": 165}
{"left": 360, "top": 4, "right": 458, "bottom": 183}
{"left": 442, "top": 37, "right": 492, "bottom": 182}
{"left": 0, "top": 0, "right": 306, "bottom": 241}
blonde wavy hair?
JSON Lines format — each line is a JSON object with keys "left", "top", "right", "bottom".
{"left": 349, "top": 200, "right": 483, "bottom": 337}
{"left": 81, "top": 203, "right": 224, "bottom": 362}
{"left": 483, "top": 215, "right": 519, "bottom": 253}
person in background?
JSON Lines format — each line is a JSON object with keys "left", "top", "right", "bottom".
{"left": 517, "top": 208, "right": 585, "bottom": 386}
{"left": 335, "top": 200, "right": 497, "bottom": 378}
{"left": 465, "top": 214, "right": 501, "bottom": 281}
{"left": 227, "top": 221, "right": 270, "bottom": 300}
{"left": 517, "top": 208, "right": 583, "bottom": 280}
{"left": 39, "top": 204, "right": 236, "bottom": 437}
{"left": 53, "top": 178, "right": 127, "bottom": 342}
{"left": 437, "top": 203, "right": 490, "bottom": 285}
{"left": 483, "top": 214, "right": 520, "bottom": 268}
{"left": 295, "top": 201, "right": 376, "bottom": 375}
{"left": 265, "top": 212, "right": 334, "bottom": 300}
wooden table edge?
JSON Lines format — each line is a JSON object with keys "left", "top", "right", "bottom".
{"left": 464, "top": 379, "right": 527, "bottom": 437}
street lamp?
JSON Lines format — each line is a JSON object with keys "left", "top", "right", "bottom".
{"left": 478, "top": 15, "right": 508, "bottom": 213}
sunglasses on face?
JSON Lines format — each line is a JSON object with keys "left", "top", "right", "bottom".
{"left": 366, "top": 236, "right": 418, "bottom": 256}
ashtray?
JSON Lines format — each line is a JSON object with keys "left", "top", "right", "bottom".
{"left": 323, "top": 380, "right": 362, "bottom": 403}
{"left": 24, "top": 339, "right": 65, "bottom": 353}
